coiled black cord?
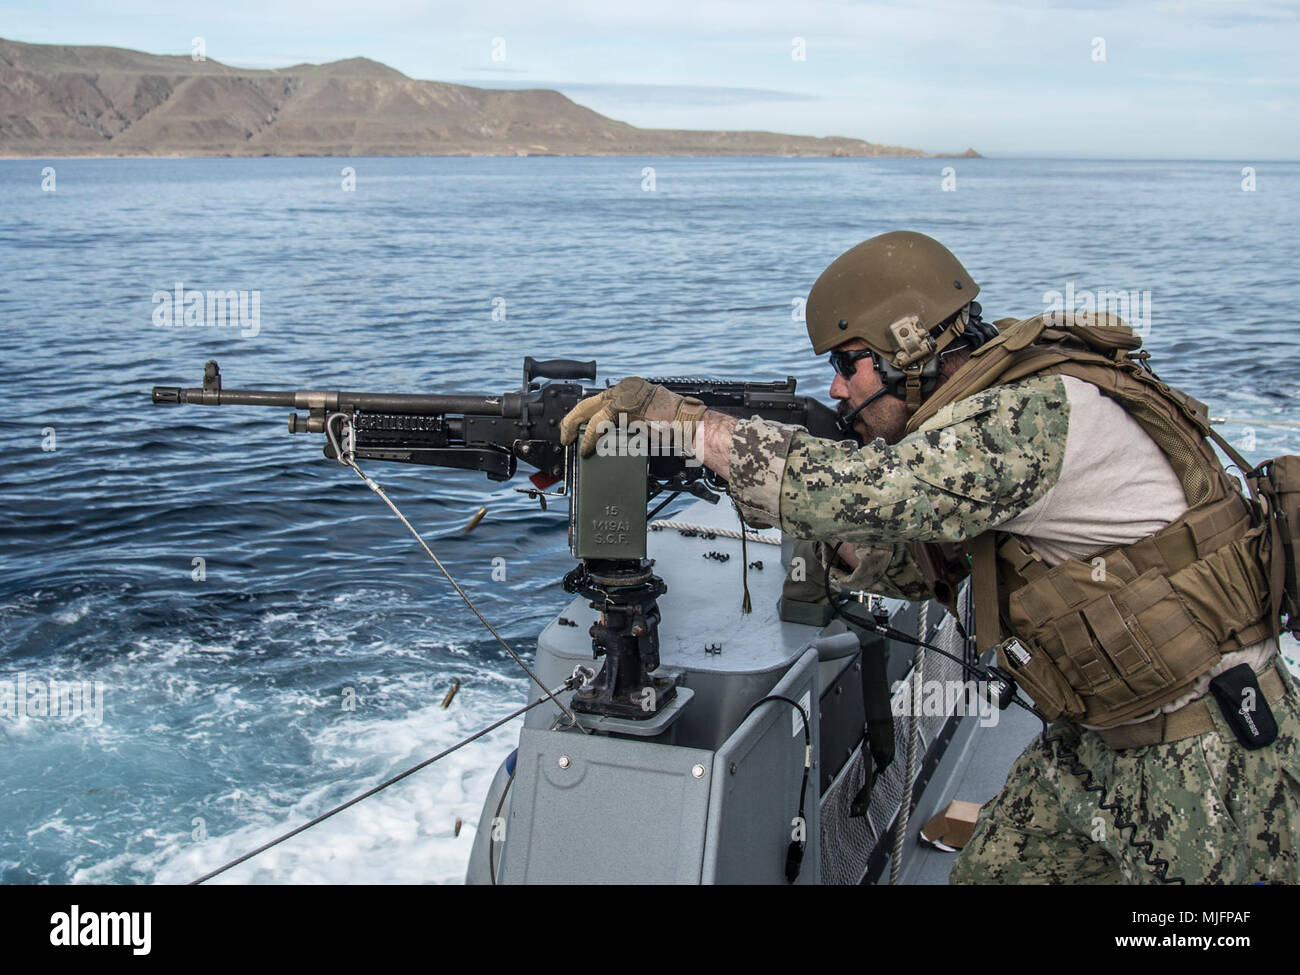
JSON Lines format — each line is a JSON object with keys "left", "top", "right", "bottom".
{"left": 1036, "top": 726, "right": 1182, "bottom": 884}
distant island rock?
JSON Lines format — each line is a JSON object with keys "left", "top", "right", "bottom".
{"left": 933, "top": 148, "right": 983, "bottom": 158}
{"left": 0, "top": 38, "right": 977, "bottom": 159}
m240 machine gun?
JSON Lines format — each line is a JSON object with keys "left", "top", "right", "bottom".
{"left": 152, "top": 357, "right": 839, "bottom": 726}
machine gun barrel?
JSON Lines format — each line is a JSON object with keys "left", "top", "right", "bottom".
{"left": 151, "top": 384, "right": 514, "bottom": 417}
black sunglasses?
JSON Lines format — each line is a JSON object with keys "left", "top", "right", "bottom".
{"left": 828, "top": 348, "right": 878, "bottom": 378}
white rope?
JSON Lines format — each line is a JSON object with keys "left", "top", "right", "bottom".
{"left": 649, "top": 520, "right": 783, "bottom": 545}
{"left": 890, "top": 645, "right": 925, "bottom": 885}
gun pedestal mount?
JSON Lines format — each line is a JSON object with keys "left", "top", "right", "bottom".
{"left": 561, "top": 559, "right": 678, "bottom": 720}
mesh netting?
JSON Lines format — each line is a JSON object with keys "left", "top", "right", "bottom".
{"left": 819, "top": 590, "right": 973, "bottom": 885}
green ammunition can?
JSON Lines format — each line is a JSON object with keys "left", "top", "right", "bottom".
{"left": 568, "top": 429, "right": 648, "bottom": 560}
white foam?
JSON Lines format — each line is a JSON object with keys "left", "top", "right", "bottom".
{"left": 52, "top": 602, "right": 91, "bottom": 625}
{"left": 1281, "top": 632, "right": 1300, "bottom": 679}
{"left": 28, "top": 817, "right": 75, "bottom": 839}
{"left": 149, "top": 688, "right": 526, "bottom": 884}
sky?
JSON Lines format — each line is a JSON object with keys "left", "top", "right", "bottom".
{"left": 2, "top": 0, "right": 1298, "bottom": 158}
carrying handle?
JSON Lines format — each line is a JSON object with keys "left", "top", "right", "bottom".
{"left": 523, "top": 357, "right": 597, "bottom": 384}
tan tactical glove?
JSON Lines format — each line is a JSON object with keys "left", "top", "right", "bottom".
{"left": 560, "top": 377, "right": 708, "bottom": 457}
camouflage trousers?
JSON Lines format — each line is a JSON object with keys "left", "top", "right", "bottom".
{"left": 950, "top": 659, "right": 1300, "bottom": 884}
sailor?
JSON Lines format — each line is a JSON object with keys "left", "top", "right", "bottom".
{"left": 561, "top": 230, "right": 1300, "bottom": 884}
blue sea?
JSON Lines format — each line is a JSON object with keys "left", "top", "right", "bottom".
{"left": 1, "top": 156, "right": 1298, "bottom": 884}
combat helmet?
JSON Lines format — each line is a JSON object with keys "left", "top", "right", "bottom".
{"left": 806, "top": 231, "right": 990, "bottom": 415}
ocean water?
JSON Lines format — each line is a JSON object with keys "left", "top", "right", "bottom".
{"left": 1, "top": 156, "right": 1298, "bottom": 884}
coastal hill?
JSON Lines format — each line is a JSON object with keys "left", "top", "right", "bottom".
{"left": 0, "top": 38, "right": 979, "bottom": 158}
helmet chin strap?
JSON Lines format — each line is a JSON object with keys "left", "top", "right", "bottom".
{"left": 835, "top": 386, "right": 889, "bottom": 438}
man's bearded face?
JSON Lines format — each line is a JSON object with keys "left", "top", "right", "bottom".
{"left": 828, "top": 339, "right": 910, "bottom": 445}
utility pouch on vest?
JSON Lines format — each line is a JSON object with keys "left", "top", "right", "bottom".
{"left": 1209, "top": 664, "right": 1278, "bottom": 749}
{"left": 1005, "top": 560, "right": 1221, "bottom": 726}
{"left": 1249, "top": 455, "right": 1300, "bottom": 635}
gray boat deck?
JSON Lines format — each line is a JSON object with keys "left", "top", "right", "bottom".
{"left": 892, "top": 692, "right": 1041, "bottom": 884}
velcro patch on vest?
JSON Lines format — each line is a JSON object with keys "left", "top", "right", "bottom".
{"left": 1209, "top": 664, "right": 1278, "bottom": 750}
